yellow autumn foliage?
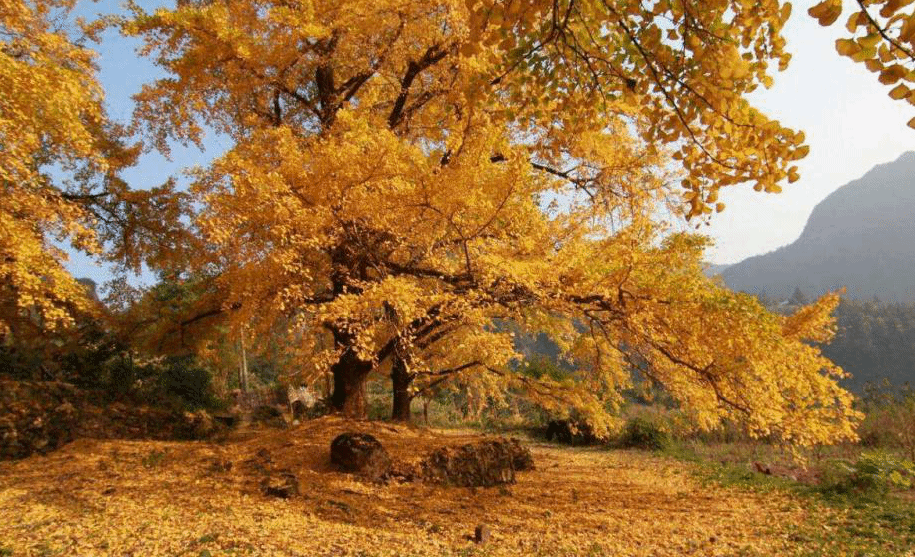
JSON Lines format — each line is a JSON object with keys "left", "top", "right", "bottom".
{"left": 809, "top": 0, "right": 915, "bottom": 126}
{"left": 114, "top": 0, "right": 862, "bottom": 444}
{"left": 0, "top": 0, "right": 108, "bottom": 332}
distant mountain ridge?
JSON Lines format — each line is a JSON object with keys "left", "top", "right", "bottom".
{"left": 721, "top": 151, "right": 915, "bottom": 302}
{"left": 702, "top": 263, "right": 731, "bottom": 277}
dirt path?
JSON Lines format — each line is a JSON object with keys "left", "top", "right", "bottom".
{"left": 0, "top": 417, "right": 818, "bottom": 556}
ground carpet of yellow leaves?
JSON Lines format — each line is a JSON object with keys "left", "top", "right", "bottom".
{"left": 1, "top": 417, "right": 832, "bottom": 556}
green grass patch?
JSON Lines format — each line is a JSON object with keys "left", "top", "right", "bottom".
{"left": 664, "top": 442, "right": 915, "bottom": 556}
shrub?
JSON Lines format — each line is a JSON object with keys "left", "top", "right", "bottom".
{"left": 858, "top": 381, "right": 915, "bottom": 461}
{"left": 618, "top": 417, "right": 670, "bottom": 451}
{"left": 544, "top": 419, "right": 600, "bottom": 445}
{"left": 821, "top": 451, "right": 915, "bottom": 496}
{"left": 155, "top": 355, "right": 217, "bottom": 410}
{"left": 519, "top": 357, "right": 567, "bottom": 382}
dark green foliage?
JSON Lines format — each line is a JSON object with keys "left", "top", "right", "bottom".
{"left": 755, "top": 293, "right": 915, "bottom": 394}
{"left": 1, "top": 321, "right": 221, "bottom": 412}
{"left": 518, "top": 356, "right": 567, "bottom": 382}
{"left": 0, "top": 343, "right": 47, "bottom": 381}
{"left": 68, "top": 350, "right": 219, "bottom": 411}
{"left": 155, "top": 355, "right": 218, "bottom": 410}
{"left": 856, "top": 381, "right": 915, "bottom": 460}
{"left": 819, "top": 451, "right": 915, "bottom": 497}
{"left": 820, "top": 298, "right": 915, "bottom": 393}
{"left": 618, "top": 417, "right": 669, "bottom": 451}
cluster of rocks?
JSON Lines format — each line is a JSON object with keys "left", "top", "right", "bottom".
{"left": 250, "top": 433, "right": 507, "bottom": 546}
{"left": 328, "top": 431, "right": 534, "bottom": 487}
{"left": 254, "top": 431, "right": 533, "bottom": 504}
{"left": 0, "top": 379, "right": 227, "bottom": 460}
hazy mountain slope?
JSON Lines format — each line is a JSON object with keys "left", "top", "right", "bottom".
{"left": 722, "top": 151, "right": 915, "bottom": 302}
{"left": 702, "top": 263, "right": 731, "bottom": 277}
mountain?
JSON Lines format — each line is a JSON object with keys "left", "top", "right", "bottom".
{"left": 721, "top": 151, "right": 915, "bottom": 302}
{"left": 702, "top": 263, "right": 731, "bottom": 278}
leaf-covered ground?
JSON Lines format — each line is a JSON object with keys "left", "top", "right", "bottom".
{"left": 0, "top": 417, "right": 890, "bottom": 556}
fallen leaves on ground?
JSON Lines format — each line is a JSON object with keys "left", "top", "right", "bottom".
{"left": 1, "top": 416, "right": 823, "bottom": 556}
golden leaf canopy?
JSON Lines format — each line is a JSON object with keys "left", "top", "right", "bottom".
{"left": 111, "top": 0, "right": 861, "bottom": 442}
{"left": 1, "top": 0, "right": 107, "bottom": 332}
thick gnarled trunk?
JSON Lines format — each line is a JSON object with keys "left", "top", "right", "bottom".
{"left": 330, "top": 349, "right": 372, "bottom": 418}
{"left": 391, "top": 356, "right": 414, "bottom": 422}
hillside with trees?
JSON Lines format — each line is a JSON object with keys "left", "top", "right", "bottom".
{"left": 823, "top": 298, "right": 915, "bottom": 392}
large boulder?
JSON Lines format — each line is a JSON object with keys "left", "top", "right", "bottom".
{"left": 330, "top": 432, "right": 392, "bottom": 481}
{"left": 421, "top": 438, "right": 534, "bottom": 487}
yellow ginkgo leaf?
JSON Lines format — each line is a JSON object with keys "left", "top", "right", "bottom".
{"left": 889, "top": 83, "right": 910, "bottom": 99}
{"left": 835, "top": 38, "right": 861, "bottom": 56}
{"left": 809, "top": 0, "right": 843, "bottom": 26}
{"left": 879, "top": 64, "right": 908, "bottom": 84}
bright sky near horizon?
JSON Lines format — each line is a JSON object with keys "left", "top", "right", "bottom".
{"left": 703, "top": 2, "right": 913, "bottom": 264}
{"left": 64, "top": 0, "right": 913, "bottom": 284}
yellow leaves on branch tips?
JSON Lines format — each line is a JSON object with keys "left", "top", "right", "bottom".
{"left": 809, "top": 0, "right": 843, "bottom": 26}
{"left": 811, "top": 0, "right": 915, "bottom": 126}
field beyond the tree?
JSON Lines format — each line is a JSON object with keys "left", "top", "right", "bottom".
{"left": 3, "top": 417, "right": 910, "bottom": 557}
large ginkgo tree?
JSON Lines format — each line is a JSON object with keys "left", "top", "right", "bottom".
{"left": 119, "top": 0, "right": 860, "bottom": 444}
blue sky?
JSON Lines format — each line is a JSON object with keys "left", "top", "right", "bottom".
{"left": 63, "top": 0, "right": 913, "bottom": 285}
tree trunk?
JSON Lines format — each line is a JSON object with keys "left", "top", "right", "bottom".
{"left": 391, "top": 356, "right": 414, "bottom": 422}
{"left": 330, "top": 347, "right": 372, "bottom": 419}
{"left": 238, "top": 331, "right": 249, "bottom": 394}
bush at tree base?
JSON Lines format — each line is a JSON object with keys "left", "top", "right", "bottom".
{"left": 618, "top": 417, "right": 670, "bottom": 451}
